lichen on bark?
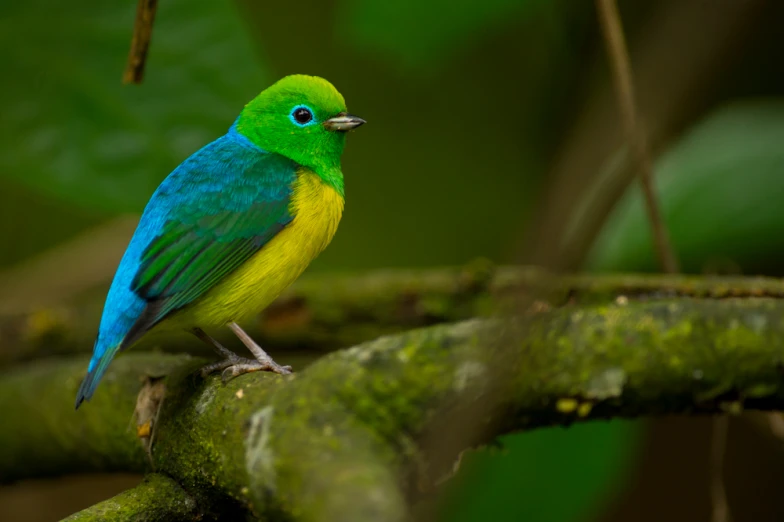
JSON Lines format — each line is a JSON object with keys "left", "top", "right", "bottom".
{"left": 4, "top": 293, "right": 784, "bottom": 520}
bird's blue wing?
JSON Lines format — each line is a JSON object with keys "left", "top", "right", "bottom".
{"left": 124, "top": 151, "right": 297, "bottom": 348}
{"left": 75, "top": 128, "right": 296, "bottom": 408}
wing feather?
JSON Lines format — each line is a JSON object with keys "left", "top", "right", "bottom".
{"left": 122, "top": 150, "right": 297, "bottom": 348}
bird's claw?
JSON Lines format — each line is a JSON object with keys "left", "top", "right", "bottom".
{"left": 200, "top": 355, "right": 293, "bottom": 383}
{"left": 194, "top": 324, "right": 292, "bottom": 383}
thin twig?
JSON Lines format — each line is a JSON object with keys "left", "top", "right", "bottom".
{"left": 596, "top": 5, "right": 731, "bottom": 518}
{"left": 710, "top": 416, "right": 733, "bottom": 522}
{"left": 595, "top": 0, "right": 679, "bottom": 274}
{"left": 122, "top": 0, "right": 159, "bottom": 84}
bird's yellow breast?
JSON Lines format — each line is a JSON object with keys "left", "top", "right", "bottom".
{"left": 174, "top": 168, "right": 344, "bottom": 328}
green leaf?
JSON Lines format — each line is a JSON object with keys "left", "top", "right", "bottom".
{"left": 336, "top": 0, "right": 548, "bottom": 69}
{"left": 0, "top": 0, "right": 268, "bottom": 213}
{"left": 587, "top": 101, "right": 784, "bottom": 275}
{"left": 440, "top": 422, "right": 641, "bottom": 522}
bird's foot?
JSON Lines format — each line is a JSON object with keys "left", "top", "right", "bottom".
{"left": 192, "top": 326, "right": 292, "bottom": 382}
{"left": 200, "top": 352, "right": 292, "bottom": 382}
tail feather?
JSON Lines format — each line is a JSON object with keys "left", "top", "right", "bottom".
{"left": 75, "top": 344, "right": 118, "bottom": 409}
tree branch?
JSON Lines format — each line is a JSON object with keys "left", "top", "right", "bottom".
{"left": 595, "top": 0, "right": 679, "bottom": 273}
{"left": 5, "top": 265, "right": 784, "bottom": 366}
{"left": 63, "top": 474, "right": 200, "bottom": 522}
{"left": 123, "top": 0, "right": 159, "bottom": 84}
{"left": 533, "top": 0, "right": 762, "bottom": 270}
{"left": 4, "top": 296, "right": 784, "bottom": 520}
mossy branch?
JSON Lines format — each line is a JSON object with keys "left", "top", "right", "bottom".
{"left": 5, "top": 263, "right": 784, "bottom": 366}
{"left": 4, "top": 296, "right": 784, "bottom": 520}
{"left": 62, "top": 474, "right": 200, "bottom": 522}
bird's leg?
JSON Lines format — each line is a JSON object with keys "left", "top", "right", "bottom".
{"left": 191, "top": 326, "right": 291, "bottom": 383}
{"left": 192, "top": 327, "right": 245, "bottom": 379}
{"left": 192, "top": 327, "right": 235, "bottom": 359}
{"left": 226, "top": 322, "right": 292, "bottom": 378}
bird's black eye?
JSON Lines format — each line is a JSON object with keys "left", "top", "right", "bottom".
{"left": 291, "top": 106, "right": 314, "bottom": 126}
{"left": 294, "top": 108, "right": 312, "bottom": 123}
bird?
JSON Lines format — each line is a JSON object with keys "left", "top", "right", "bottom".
{"left": 75, "top": 75, "right": 365, "bottom": 409}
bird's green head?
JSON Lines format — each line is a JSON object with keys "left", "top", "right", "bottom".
{"left": 236, "top": 75, "right": 364, "bottom": 192}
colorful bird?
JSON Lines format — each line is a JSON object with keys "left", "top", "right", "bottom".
{"left": 75, "top": 75, "right": 365, "bottom": 409}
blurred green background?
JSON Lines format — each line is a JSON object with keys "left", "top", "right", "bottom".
{"left": 3, "top": 0, "right": 784, "bottom": 520}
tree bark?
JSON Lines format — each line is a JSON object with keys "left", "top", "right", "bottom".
{"left": 4, "top": 264, "right": 784, "bottom": 365}
{"left": 62, "top": 474, "right": 199, "bottom": 522}
{"left": 3, "top": 296, "right": 784, "bottom": 520}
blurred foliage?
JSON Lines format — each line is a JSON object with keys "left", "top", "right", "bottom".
{"left": 440, "top": 422, "right": 640, "bottom": 522}
{"left": 0, "top": 0, "right": 267, "bottom": 213}
{"left": 0, "top": 183, "right": 100, "bottom": 267}
{"left": 0, "top": 1, "right": 640, "bottom": 521}
{"left": 337, "top": 0, "right": 548, "bottom": 70}
{"left": 588, "top": 101, "right": 784, "bottom": 276}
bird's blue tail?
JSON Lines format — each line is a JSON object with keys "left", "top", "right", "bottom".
{"left": 75, "top": 340, "right": 119, "bottom": 409}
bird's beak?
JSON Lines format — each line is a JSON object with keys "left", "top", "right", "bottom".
{"left": 324, "top": 112, "right": 366, "bottom": 132}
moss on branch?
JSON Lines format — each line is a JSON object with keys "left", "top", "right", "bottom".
{"left": 5, "top": 264, "right": 784, "bottom": 366}
{"left": 0, "top": 354, "right": 194, "bottom": 482}
{"left": 3, "top": 296, "right": 784, "bottom": 520}
{"left": 62, "top": 474, "right": 199, "bottom": 522}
